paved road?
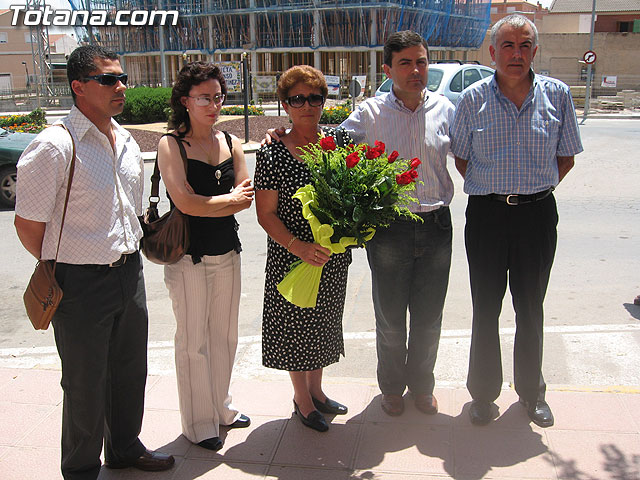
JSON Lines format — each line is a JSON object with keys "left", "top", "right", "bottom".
{"left": 1, "top": 119, "right": 639, "bottom": 389}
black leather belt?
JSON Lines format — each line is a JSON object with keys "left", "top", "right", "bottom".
{"left": 79, "top": 252, "right": 137, "bottom": 270}
{"left": 107, "top": 252, "right": 137, "bottom": 267}
{"left": 487, "top": 187, "right": 554, "bottom": 206}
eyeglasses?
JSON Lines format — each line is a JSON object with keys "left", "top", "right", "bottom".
{"left": 285, "top": 94, "right": 325, "bottom": 108}
{"left": 84, "top": 73, "right": 128, "bottom": 86}
{"left": 188, "top": 94, "right": 226, "bottom": 107}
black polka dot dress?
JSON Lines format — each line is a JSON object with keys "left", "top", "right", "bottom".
{"left": 254, "top": 131, "right": 352, "bottom": 371}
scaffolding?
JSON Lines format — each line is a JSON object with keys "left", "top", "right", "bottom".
{"left": 87, "top": 0, "right": 491, "bottom": 89}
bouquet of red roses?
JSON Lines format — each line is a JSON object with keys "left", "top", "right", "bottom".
{"left": 277, "top": 134, "right": 421, "bottom": 308}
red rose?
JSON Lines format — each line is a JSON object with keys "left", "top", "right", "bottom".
{"left": 365, "top": 146, "right": 382, "bottom": 159}
{"left": 387, "top": 150, "right": 399, "bottom": 163}
{"left": 374, "top": 140, "right": 385, "bottom": 153}
{"left": 409, "top": 169, "right": 419, "bottom": 179}
{"left": 396, "top": 172, "right": 413, "bottom": 185}
{"left": 319, "top": 136, "right": 336, "bottom": 151}
{"left": 410, "top": 157, "right": 421, "bottom": 169}
{"left": 345, "top": 152, "right": 360, "bottom": 168}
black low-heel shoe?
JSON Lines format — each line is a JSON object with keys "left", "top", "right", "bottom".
{"left": 197, "top": 437, "right": 223, "bottom": 451}
{"left": 227, "top": 413, "right": 251, "bottom": 429}
{"left": 312, "top": 396, "right": 348, "bottom": 415}
{"left": 293, "top": 400, "right": 329, "bottom": 432}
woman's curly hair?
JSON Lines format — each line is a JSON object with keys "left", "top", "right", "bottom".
{"left": 169, "top": 61, "right": 227, "bottom": 135}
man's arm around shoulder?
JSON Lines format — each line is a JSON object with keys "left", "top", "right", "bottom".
{"left": 15, "top": 215, "right": 46, "bottom": 259}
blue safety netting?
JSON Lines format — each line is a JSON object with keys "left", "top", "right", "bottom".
{"left": 85, "top": 0, "right": 491, "bottom": 53}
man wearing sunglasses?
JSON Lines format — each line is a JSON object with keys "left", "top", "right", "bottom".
{"left": 15, "top": 45, "right": 174, "bottom": 479}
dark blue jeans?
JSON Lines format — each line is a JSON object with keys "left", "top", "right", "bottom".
{"left": 366, "top": 207, "right": 452, "bottom": 395}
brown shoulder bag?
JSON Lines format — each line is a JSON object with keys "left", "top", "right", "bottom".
{"left": 23, "top": 124, "right": 76, "bottom": 330}
{"left": 139, "top": 133, "right": 190, "bottom": 265}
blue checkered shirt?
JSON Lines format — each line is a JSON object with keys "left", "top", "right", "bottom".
{"left": 450, "top": 72, "right": 583, "bottom": 195}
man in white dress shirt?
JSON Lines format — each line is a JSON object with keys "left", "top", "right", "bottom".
{"left": 14, "top": 45, "right": 174, "bottom": 480}
{"left": 340, "top": 31, "right": 455, "bottom": 417}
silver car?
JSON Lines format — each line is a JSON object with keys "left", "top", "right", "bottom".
{"left": 375, "top": 61, "right": 494, "bottom": 103}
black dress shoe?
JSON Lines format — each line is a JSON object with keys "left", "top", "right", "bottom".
{"left": 105, "top": 449, "right": 175, "bottom": 471}
{"left": 469, "top": 400, "right": 494, "bottom": 426}
{"left": 197, "top": 437, "right": 224, "bottom": 451}
{"left": 520, "top": 398, "right": 554, "bottom": 428}
{"left": 312, "top": 396, "right": 348, "bottom": 415}
{"left": 227, "top": 413, "right": 251, "bottom": 429}
{"left": 293, "top": 400, "right": 329, "bottom": 432}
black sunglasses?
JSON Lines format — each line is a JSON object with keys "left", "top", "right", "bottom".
{"left": 84, "top": 73, "right": 128, "bottom": 86}
{"left": 285, "top": 93, "right": 325, "bottom": 108}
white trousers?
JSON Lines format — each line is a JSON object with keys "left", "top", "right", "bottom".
{"left": 164, "top": 251, "right": 241, "bottom": 442}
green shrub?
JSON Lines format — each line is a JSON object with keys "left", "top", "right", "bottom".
{"left": 320, "top": 103, "right": 351, "bottom": 124}
{"left": 115, "top": 86, "right": 172, "bottom": 124}
{"left": 220, "top": 105, "right": 264, "bottom": 116}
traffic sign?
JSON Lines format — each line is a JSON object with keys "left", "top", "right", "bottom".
{"left": 583, "top": 50, "right": 597, "bottom": 64}
{"left": 349, "top": 79, "right": 362, "bottom": 99}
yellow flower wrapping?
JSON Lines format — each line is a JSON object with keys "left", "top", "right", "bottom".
{"left": 277, "top": 184, "right": 375, "bottom": 308}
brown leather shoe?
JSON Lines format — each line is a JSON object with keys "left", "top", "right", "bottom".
{"left": 413, "top": 393, "right": 438, "bottom": 415}
{"left": 105, "top": 449, "right": 175, "bottom": 471}
{"left": 381, "top": 394, "right": 404, "bottom": 416}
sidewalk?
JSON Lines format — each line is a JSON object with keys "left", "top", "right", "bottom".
{"left": 1, "top": 367, "right": 638, "bottom": 479}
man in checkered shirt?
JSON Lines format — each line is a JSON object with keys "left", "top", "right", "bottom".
{"left": 451, "top": 15, "right": 583, "bottom": 429}
{"left": 14, "top": 45, "right": 174, "bottom": 479}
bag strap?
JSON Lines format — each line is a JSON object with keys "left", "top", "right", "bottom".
{"left": 149, "top": 133, "right": 188, "bottom": 208}
{"left": 51, "top": 124, "right": 76, "bottom": 270}
{"left": 223, "top": 131, "right": 233, "bottom": 154}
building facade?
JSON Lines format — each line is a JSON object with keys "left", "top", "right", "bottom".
{"left": 87, "top": 0, "right": 491, "bottom": 96}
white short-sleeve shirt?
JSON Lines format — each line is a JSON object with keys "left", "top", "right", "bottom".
{"left": 16, "top": 106, "right": 144, "bottom": 264}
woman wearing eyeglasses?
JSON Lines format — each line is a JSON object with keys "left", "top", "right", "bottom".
{"left": 254, "top": 65, "right": 352, "bottom": 432}
{"left": 157, "top": 62, "right": 254, "bottom": 451}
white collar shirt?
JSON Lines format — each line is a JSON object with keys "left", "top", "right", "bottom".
{"left": 340, "top": 88, "right": 455, "bottom": 212}
{"left": 16, "top": 105, "right": 144, "bottom": 264}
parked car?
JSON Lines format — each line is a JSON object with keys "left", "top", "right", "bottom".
{"left": 0, "top": 127, "right": 38, "bottom": 208}
{"left": 375, "top": 61, "right": 494, "bottom": 104}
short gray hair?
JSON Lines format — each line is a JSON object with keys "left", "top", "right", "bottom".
{"left": 490, "top": 14, "right": 538, "bottom": 48}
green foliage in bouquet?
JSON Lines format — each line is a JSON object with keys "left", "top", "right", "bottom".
{"left": 297, "top": 135, "right": 422, "bottom": 246}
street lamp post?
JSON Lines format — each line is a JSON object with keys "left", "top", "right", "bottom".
{"left": 21, "top": 61, "right": 30, "bottom": 92}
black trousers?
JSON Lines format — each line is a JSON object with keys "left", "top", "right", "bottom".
{"left": 465, "top": 194, "right": 558, "bottom": 404}
{"left": 52, "top": 252, "right": 148, "bottom": 480}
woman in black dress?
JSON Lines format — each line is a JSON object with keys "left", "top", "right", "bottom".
{"left": 255, "top": 66, "right": 351, "bottom": 432}
{"left": 157, "top": 62, "right": 254, "bottom": 451}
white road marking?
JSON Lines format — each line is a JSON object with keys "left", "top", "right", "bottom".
{"left": 1, "top": 324, "right": 639, "bottom": 386}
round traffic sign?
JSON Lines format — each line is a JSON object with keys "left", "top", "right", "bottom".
{"left": 349, "top": 79, "right": 362, "bottom": 99}
{"left": 583, "top": 50, "right": 596, "bottom": 64}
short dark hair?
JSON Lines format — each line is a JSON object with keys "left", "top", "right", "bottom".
{"left": 169, "top": 61, "right": 227, "bottom": 134}
{"left": 383, "top": 30, "right": 430, "bottom": 67}
{"left": 67, "top": 45, "right": 119, "bottom": 101}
